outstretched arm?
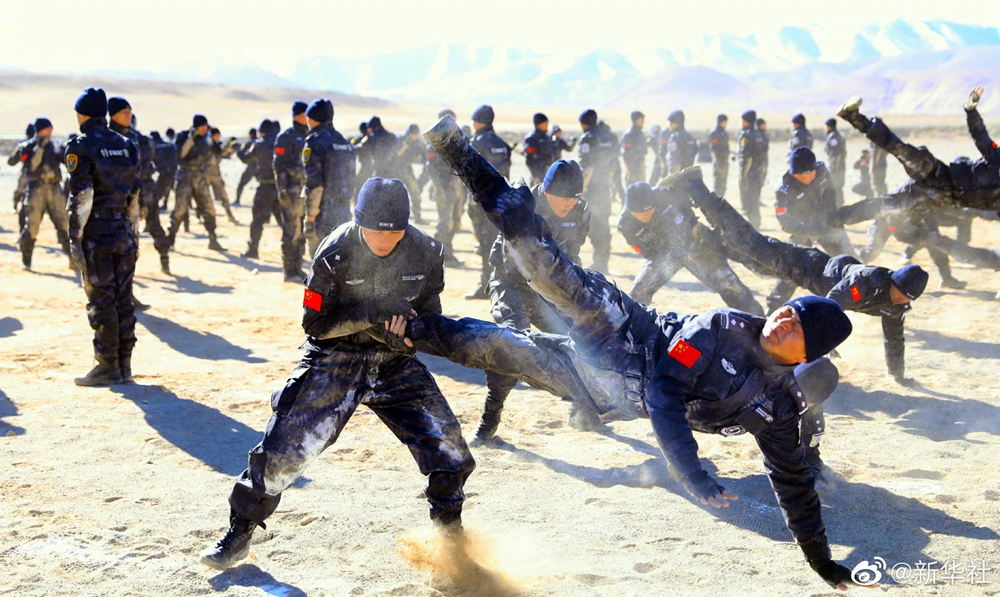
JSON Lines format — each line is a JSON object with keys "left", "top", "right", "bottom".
{"left": 965, "top": 87, "right": 1000, "bottom": 163}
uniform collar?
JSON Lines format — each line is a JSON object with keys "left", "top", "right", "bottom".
{"left": 80, "top": 117, "right": 107, "bottom": 134}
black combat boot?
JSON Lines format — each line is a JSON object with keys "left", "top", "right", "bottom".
{"left": 836, "top": 96, "right": 872, "bottom": 133}
{"left": 199, "top": 511, "right": 259, "bottom": 571}
{"left": 160, "top": 254, "right": 171, "bottom": 276}
{"left": 474, "top": 397, "right": 504, "bottom": 442}
{"left": 241, "top": 242, "right": 259, "bottom": 260}
{"left": 74, "top": 357, "right": 123, "bottom": 387}
{"left": 207, "top": 231, "right": 226, "bottom": 252}
{"left": 567, "top": 402, "right": 606, "bottom": 432}
{"left": 119, "top": 351, "right": 133, "bottom": 383}
{"left": 21, "top": 253, "right": 31, "bottom": 271}
{"left": 423, "top": 116, "right": 503, "bottom": 202}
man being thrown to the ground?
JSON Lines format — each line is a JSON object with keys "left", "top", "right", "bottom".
{"left": 411, "top": 116, "right": 873, "bottom": 590}
{"left": 658, "top": 165, "right": 928, "bottom": 390}
{"left": 836, "top": 86, "right": 1000, "bottom": 224}
{"left": 200, "top": 177, "right": 475, "bottom": 571}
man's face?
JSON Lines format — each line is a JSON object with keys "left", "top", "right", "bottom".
{"left": 719, "top": 119, "right": 727, "bottom": 130}
{"left": 635, "top": 116, "right": 645, "bottom": 128}
{"left": 473, "top": 121, "right": 486, "bottom": 132}
{"left": 792, "top": 122, "right": 802, "bottom": 130}
{"left": 759, "top": 305, "right": 808, "bottom": 365}
{"left": 409, "top": 133, "right": 419, "bottom": 141}
{"left": 212, "top": 133, "right": 221, "bottom": 142}
{"left": 553, "top": 130, "right": 563, "bottom": 138}
{"left": 293, "top": 113, "right": 308, "bottom": 125}
{"left": 537, "top": 121, "right": 549, "bottom": 133}
{"left": 630, "top": 207, "right": 655, "bottom": 223}
{"left": 758, "top": 123, "right": 767, "bottom": 133}
{"left": 742, "top": 119, "right": 751, "bottom": 128}
{"left": 111, "top": 108, "right": 132, "bottom": 128}
{"left": 544, "top": 193, "right": 579, "bottom": 218}
{"left": 792, "top": 170, "right": 817, "bottom": 185}
{"left": 668, "top": 122, "right": 679, "bottom": 131}
{"left": 36, "top": 127, "right": 53, "bottom": 139}
{"left": 361, "top": 226, "right": 406, "bottom": 257}
{"left": 307, "top": 118, "right": 320, "bottom": 130}
{"left": 826, "top": 125, "right": 834, "bottom": 134}
{"left": 889, "top": 284, "right": 912, "bottom": 305}
{"left": 195, "top": 125, "right": 209, "bottom": 136}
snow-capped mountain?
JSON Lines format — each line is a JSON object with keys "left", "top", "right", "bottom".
{"left": 77, "top": 18, "right": 1000, "bottom": 115}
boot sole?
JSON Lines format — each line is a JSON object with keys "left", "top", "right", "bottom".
{"left": 836, "top": 95, "right": 863, "bottom": 118}
{"left": 199, "top": 546, "right": 249, "bottom": 571}
{"left": 74, "top": 378, "right": 125, "bottom": 387}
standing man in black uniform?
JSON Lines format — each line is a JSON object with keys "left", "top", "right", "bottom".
{"left": 151, "top": 130, "right": 177, "bottom": 213}
{"left": 738, "top": 110, "right": 766, "bottom": 228}
{"left": 302, "top": 99, "right": 357, "bottom": 257}
{"left": 551, "top": 124, "right": 576, "bottom": 161}
{"left": 788, "top": 114, "right": 814, "bottom": 155}
{"left": 474, "top": 159, "right": 591, "bottom": 440}
{"left": 599, "top": 120, "right": 626, "bottom": 204}
{"left": 199, "top": 178, "right": 475, "bottom": 571}
{"left": 578, "top": 109, "right": 616, "bottom": 274}
{"left": 8, "top": 123, "right": 34, "bottom": 219}
{"left": 708, "top": 114, "right": 729, "bottom": 197}
{"left": 756, "top": 118, "right": 770, "bottom": 182}
{"left": 17, "top": 117, "right": 72, "bottom": 270}
{"left": 621, "top": 110, "right": 648, "bottom": 186}
{"left": 663, "top": 110, "right": 697, "bottom": 175}
{"left": 167, "top": 114, "right": 224, "bottom": 251}
{"left": 240, "top": 120, "right": 281, "bottom": 260}
{"left": 273, "top": 101, "right": 310, "bottom": 282}
{"left": 357, "top": 116, "right": 400, "bottom": 182}
{"left": 665, "top": 165, "right": 926, "bottom": 386}
{"left": 767, "top": 147, "right": 858, "bottom": 312}
{"left": 466, "top": 104, "right": 511, "bottom": 300}
{"left": 824, "top": 118, "right": 847, "bottom": 207}
{"left": 65, "top": 88, "right": 141, "bottom": 387}
{"left": 618, "top": 181, "right": 763, "bottom": 315}
{"left": 107, "top": 97, "right": 171, "bottom": 275}
{"left": 419, "top": 117, "right": 863, "bottom": 590}
{"left": 524, "top": 112, "right": 559, "bottom": 184}
{"left": 425, "top": 109, "right": 464, "bottom": 267}
{"left": 234, "top": 127, "right": 258, "bottom": 207}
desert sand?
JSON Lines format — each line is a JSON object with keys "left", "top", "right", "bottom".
{"left": 2, "top": 105, "right": 1000, "bottom": 597}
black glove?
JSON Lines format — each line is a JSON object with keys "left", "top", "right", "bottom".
{"left": 809, "top": 558, "right": 855, "bottom": 588}
{"left": 365, "top": 298, "right": 412, "bottom": 324}
{"left": 69, "top": 239, "right": 85, "bottom": 272}
{"left": 680, "top": 470, "right": 725, "bottom": 502}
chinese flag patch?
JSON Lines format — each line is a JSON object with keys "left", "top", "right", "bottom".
{"left": 303, "top": 288, "right": 323, "bottom": 311}
{"left": 850, "top": 285, "right": 862, "bottom": 302}
{"left": 526, "top": 147, "right": 535, "bottom": 154}
{"left": 631, "top": 245, "right": 642, "bottom": 253}
{"left": 669, "top": 339, "right": 701, "bottom": 369}
{"left": 20, "top": 154, "right": 27, "bottom": 162}
{"left": 888, "top": 225, "right": 898, "bottom": 234}
{"left": 775, "top": 207, "right": 787, "bottom": 215}
{"left": 275, "top": 147, "right": 285, "bottom": 155}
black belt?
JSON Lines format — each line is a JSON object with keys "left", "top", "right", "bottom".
{"left": 91, "top": 207, "right": 125, "bottom": 220}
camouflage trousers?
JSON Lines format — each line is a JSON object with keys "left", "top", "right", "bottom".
{"left": 278, "top": 183, "right": 305, "bottom": 276}
{"left": 81, "top": 222, "right": 137, "bottom": 362}
{"left": 207, "top": 173, "right": 237, "bottom": 221}
{"left": 248, "top": 182, "right": 281, "bottom": 251}
{"left": 712, "top": 155, "right": 729, "bottom": 197}
{"left": 229, "top": 342, "right": 476, "bottom": 525}
{"left": 140, "top": 179, "right": 170, "bottom": 257}
{"left": 168, "top": 172, "right": 216, "bottom": 238}
{"left": 19, "top": 181, "right": 70, "bottom": 264}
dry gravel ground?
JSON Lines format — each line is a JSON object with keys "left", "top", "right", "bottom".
{"left": 1, "top": 133, "right": 1000, "bottom": 597}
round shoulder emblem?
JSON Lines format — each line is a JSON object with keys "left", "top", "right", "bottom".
{"left": 302, "top": 146, "right": 312, "bottom": 163}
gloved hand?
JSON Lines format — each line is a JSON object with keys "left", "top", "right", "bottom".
{"left": 69, "top": 239, "right": 85, "bottom": 272}
{"left": 965, "top": 86, "right": 984, "bottom": 111}
{"left": 809, "top": 558, "right": 859, "bottom": 589}
{"left": 680, "top": 470, "right": 736, "bottom": 508}
{"left": 366, "top": 298, "right": 412, "bottom": 324}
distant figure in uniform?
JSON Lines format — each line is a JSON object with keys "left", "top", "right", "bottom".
{"left": 357, "top": 116, "right": 400, "bottom": 183}
{"left": 621, "top": 110, "right": 648, "bottom": 185}
{"left": 577, "top": 109, "right": 617, "bottom": 274}
{"left": 167, "top": 114, "right": 225, "bottom": 251}
{"left": 663, "top": 110, "right": 697, "bottom": 175}
{"left": 151, "top": 130, "right": 177, "bottom": 213}
{"left": 756, "top": 118, "right": 770, "bottom": 185}
{"left": 788, "top": 113, "right": 814, "bottom": 155}
{"left": 17, "top": 117, "right": 71, "bottom": 270}
{"left": 708, "top": 114, "right": 729, "bottom": 197}
{"left": 738, "top": 110, "right": 766, "bottom": 228}
{"left": 852, "top": 149, "right": 872, "bottom": 198}
{"left": 466, "top": 104, "right": 512, "bottom": 300}
{"left": 65, "top": 87, "right": 141, "bottom": 387}
{"left": 7, "top": 122, "right": 35, "bottom": 219}
{"left": 524, "top": 112, "right": 559, "bottom": 185}
{"left": 233, "top": 127, "right": 258, "bottom": 206}
{"left": 240, "top": 120, "right": 281, "bottom": 260}
{"left": 273, "top": 101, "right": 310, "bottom": 282}
{"left": 302, "top": 98, "right": 357, "bottom": 256}
{"left": 551, "top": 124, "right": 576, "bottom": 161}
{"left": 199, "top": 178, "right": 475, "bottom": 572}
{"left": 824, "top": 118, "right": 847, "bottom": 207}
{"left": 207, "top": 127, "right": 239, "bottom": 225}
{"left": 396, "top": 123, "right": 427, "bottom": 224}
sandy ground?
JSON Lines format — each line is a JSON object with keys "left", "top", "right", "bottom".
{"left": 2, "top": 131, "right": 1000, "bottom": 597}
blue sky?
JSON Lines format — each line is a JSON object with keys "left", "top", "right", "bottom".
{"left": 1, "top": 0, "right": 996, "bottom": 75}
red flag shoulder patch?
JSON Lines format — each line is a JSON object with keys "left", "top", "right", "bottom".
{"left": 526, "top": 146, "right": 535, "bottom": 154}
{"left": 776, "top": 207, "right": 787, "bottom": 215}
{"left": 275, "top": 146, "right": 285, "bottom": 155}
{"left": 303, "top": 288, "right": 323, "bottom": 311}
{"left": 20, "top": 154, "right": 28, "bottom": 162}
{"left": 888, "top": 225, "right": 898, "bottom": 234}
{"left": 668, "top": 339, "right": 701, "bottom": 369}
{"left": 631, "top": 245, "right": 642, "bottom": 253}
{"left": 427, "top": 151, "right": 436, "bottom": 159}
{"left": 849, "top": 285, "right": 862, "bottom": 302}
